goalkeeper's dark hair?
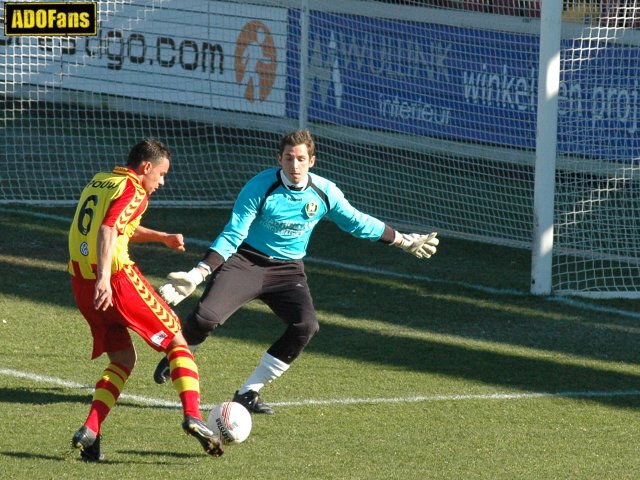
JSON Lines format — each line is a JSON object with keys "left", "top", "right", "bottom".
{"left": 279, "top": 130, "right": 315, "bottom": 158}
{"left": 127, "top": 138, "right": 171, "bottom": 167}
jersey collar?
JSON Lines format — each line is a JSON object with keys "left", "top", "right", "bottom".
{"left": 279, "top": 169, "right": 308, "bottom": 191}
{"left": 113, "top": 166, "right": 143, "bottom": 188}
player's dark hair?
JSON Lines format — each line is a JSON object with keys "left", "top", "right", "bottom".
{"left": 279, "top": 130, "right": 315, "bottom": 158}
{"left": 127, "top": 138, "right": 171, "bottom": 167}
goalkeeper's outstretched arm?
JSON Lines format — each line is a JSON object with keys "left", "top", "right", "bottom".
{"left": 375, "top": 223, "right": 439, "bottom": 259}
{"left": 158, "top": 249, "right": 225, "bottom": 306}
{"left": 325, "top": 186, "right": 439, "bottom": 260}
{"left": 391, "top": 231, "right": 439, "bottom": 259}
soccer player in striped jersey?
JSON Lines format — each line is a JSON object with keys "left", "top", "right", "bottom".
{"left": 155, "top": 130, "right": 438, "bottom": 414}
{"left": 68, "top": 139, "right": 223, "bottom": 461}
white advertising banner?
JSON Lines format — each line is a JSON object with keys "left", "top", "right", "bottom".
{"left": 3, "top": 1, "right": 287, "bottom": 116}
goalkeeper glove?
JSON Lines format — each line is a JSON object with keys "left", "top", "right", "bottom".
{"left": 158, "top": 267, "right": 207, "bottom": 306}
{"left": 393, "top": 231, "right": 439, "bottom": 259}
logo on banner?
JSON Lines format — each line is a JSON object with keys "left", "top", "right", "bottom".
{"left": 4, "top": 2, "right": 97, "bottom": 36}
{"left": 309, "top": 30, "right": 343, "bottom": 110}
{"left": 235, "top": 20, "right": 277, "bottom": 103}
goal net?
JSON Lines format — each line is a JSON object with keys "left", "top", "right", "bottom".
{"left": 1, "top": 1, "right": 639, "bottom": 297}
{"left": 553, "top": 2, "right": 640, "bottom": 297}
{"left": 2, "top": 0, "right": 293, "bottom": 207}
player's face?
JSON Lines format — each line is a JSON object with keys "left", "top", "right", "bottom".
{"left": 278, "top": 143, "right": 315, "bottom": 185}
{"left": 140, "top": 157, "right": 170, "bottom": 194}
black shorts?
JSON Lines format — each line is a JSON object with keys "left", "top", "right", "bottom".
{"left": 183, "top": 243, "right": 319, "bottom": 361}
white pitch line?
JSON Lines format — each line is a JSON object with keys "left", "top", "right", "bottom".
{"left": 273, "top": 389, "right": 640, "bottom": 406}
{"left": 2, "top": 367, "right": 640, "bottom": 411}
{"left": 0, "top": 368, "right": 181, "bottom": 408}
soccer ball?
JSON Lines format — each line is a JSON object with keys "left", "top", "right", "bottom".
{"left": 207, "top": 401, "right": 252, "bottom": 444}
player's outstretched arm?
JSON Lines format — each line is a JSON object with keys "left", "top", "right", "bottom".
{"left": 392, "top": 231, "right": 439, "bottom": 259}
{"left": 161, "top": 233, "right": 185, "bottom": 251}
{"left": 131, "top": 225, "right": 185, "bottom": 252}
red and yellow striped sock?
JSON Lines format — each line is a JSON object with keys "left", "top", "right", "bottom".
{"left": 167, "top": 346, "right": 202, "bottom": 419}
{"left": 85, "top": 362, "right": 131, "bottom": 434}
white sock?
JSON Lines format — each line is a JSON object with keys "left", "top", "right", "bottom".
{"left": 238, "top": 353, "right": 290, "bottom": 394}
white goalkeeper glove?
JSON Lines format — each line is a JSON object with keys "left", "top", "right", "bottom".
{"left": 158, "top": 267, "right": 207, "bottom": 306}
{"left": 393, "top": 231, "right": 439, "bottom": 259}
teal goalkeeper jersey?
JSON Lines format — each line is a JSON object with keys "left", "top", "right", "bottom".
{"left": 210, "top": 167, "right": 386, "bottom": 260}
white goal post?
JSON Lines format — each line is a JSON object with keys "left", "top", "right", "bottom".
{"left": 2, "top": 0, "right": 640, "bottom": 297}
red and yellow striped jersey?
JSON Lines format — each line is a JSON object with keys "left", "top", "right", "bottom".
{"left": 68, "top": 166, "right": 148, "bottom": 279}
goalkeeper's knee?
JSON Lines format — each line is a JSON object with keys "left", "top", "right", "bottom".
{"left": 183, "top": 308, "right": 223, "bottom": 345}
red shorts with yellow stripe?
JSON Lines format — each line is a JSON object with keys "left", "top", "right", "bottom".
{"left": 71, "top": 264, "right": 181, "bottom": 359}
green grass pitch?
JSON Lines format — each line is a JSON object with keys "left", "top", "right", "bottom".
{"left": 1, "top": 206, "right": 640, "bottom": 479}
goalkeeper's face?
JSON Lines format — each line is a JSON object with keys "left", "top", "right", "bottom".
{"left": 278, "top": 143, "right": 316, "bottom": 185}
{"left": 139, "top": 156, "right": 170, "bottom": 195}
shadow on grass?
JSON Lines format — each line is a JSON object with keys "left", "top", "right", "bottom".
{"left": 121, "top": 449, "right": 195, "bottom": 459}
{"left": 200, "top": 307, "right": 640, "bottom": 411}
{"left": 0, "top": 387, "right": 89, "bottom": 405}
{"left": 0, "top": 450, "right": 179, "bottom": 465}
{"left": 3, "top": 208, "right": 640, "bottom": 411}
{"left": 0, "top": 386, "right": 182, "bottom": 411}
{"left": 0, "top": 451, "right": 65, "bottom": 462}
{"left": 4, "top": 267, "right": 640, "bottom": 411}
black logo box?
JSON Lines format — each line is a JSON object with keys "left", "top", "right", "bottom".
{"left": 4, "top": 2, "right": 97, "bottom": 36}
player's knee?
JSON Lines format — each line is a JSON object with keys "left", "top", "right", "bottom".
{"left": 108, "top": 347, "right": 136, "bottom": 372}
{"left": 183, "top": 306, "right": 222, "bottom": 344}
{"left": 298, "top": 315, "right": 319, "bottom": 342}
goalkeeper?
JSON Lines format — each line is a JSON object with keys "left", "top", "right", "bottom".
{"left": 154, "top": 129, "right": 439, "bottom": 414}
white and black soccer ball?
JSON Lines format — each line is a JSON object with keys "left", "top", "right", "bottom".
{"left": 207, "top": 401, "right": 252, "bottom": 444}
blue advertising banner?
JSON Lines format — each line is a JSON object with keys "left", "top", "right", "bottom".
{"left": 286, "top": 10, "right": 640, "bottom": 162}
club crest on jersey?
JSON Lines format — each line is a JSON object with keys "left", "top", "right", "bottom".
{"left": 305, "top": 201, "right": 319, "bottom": 218}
